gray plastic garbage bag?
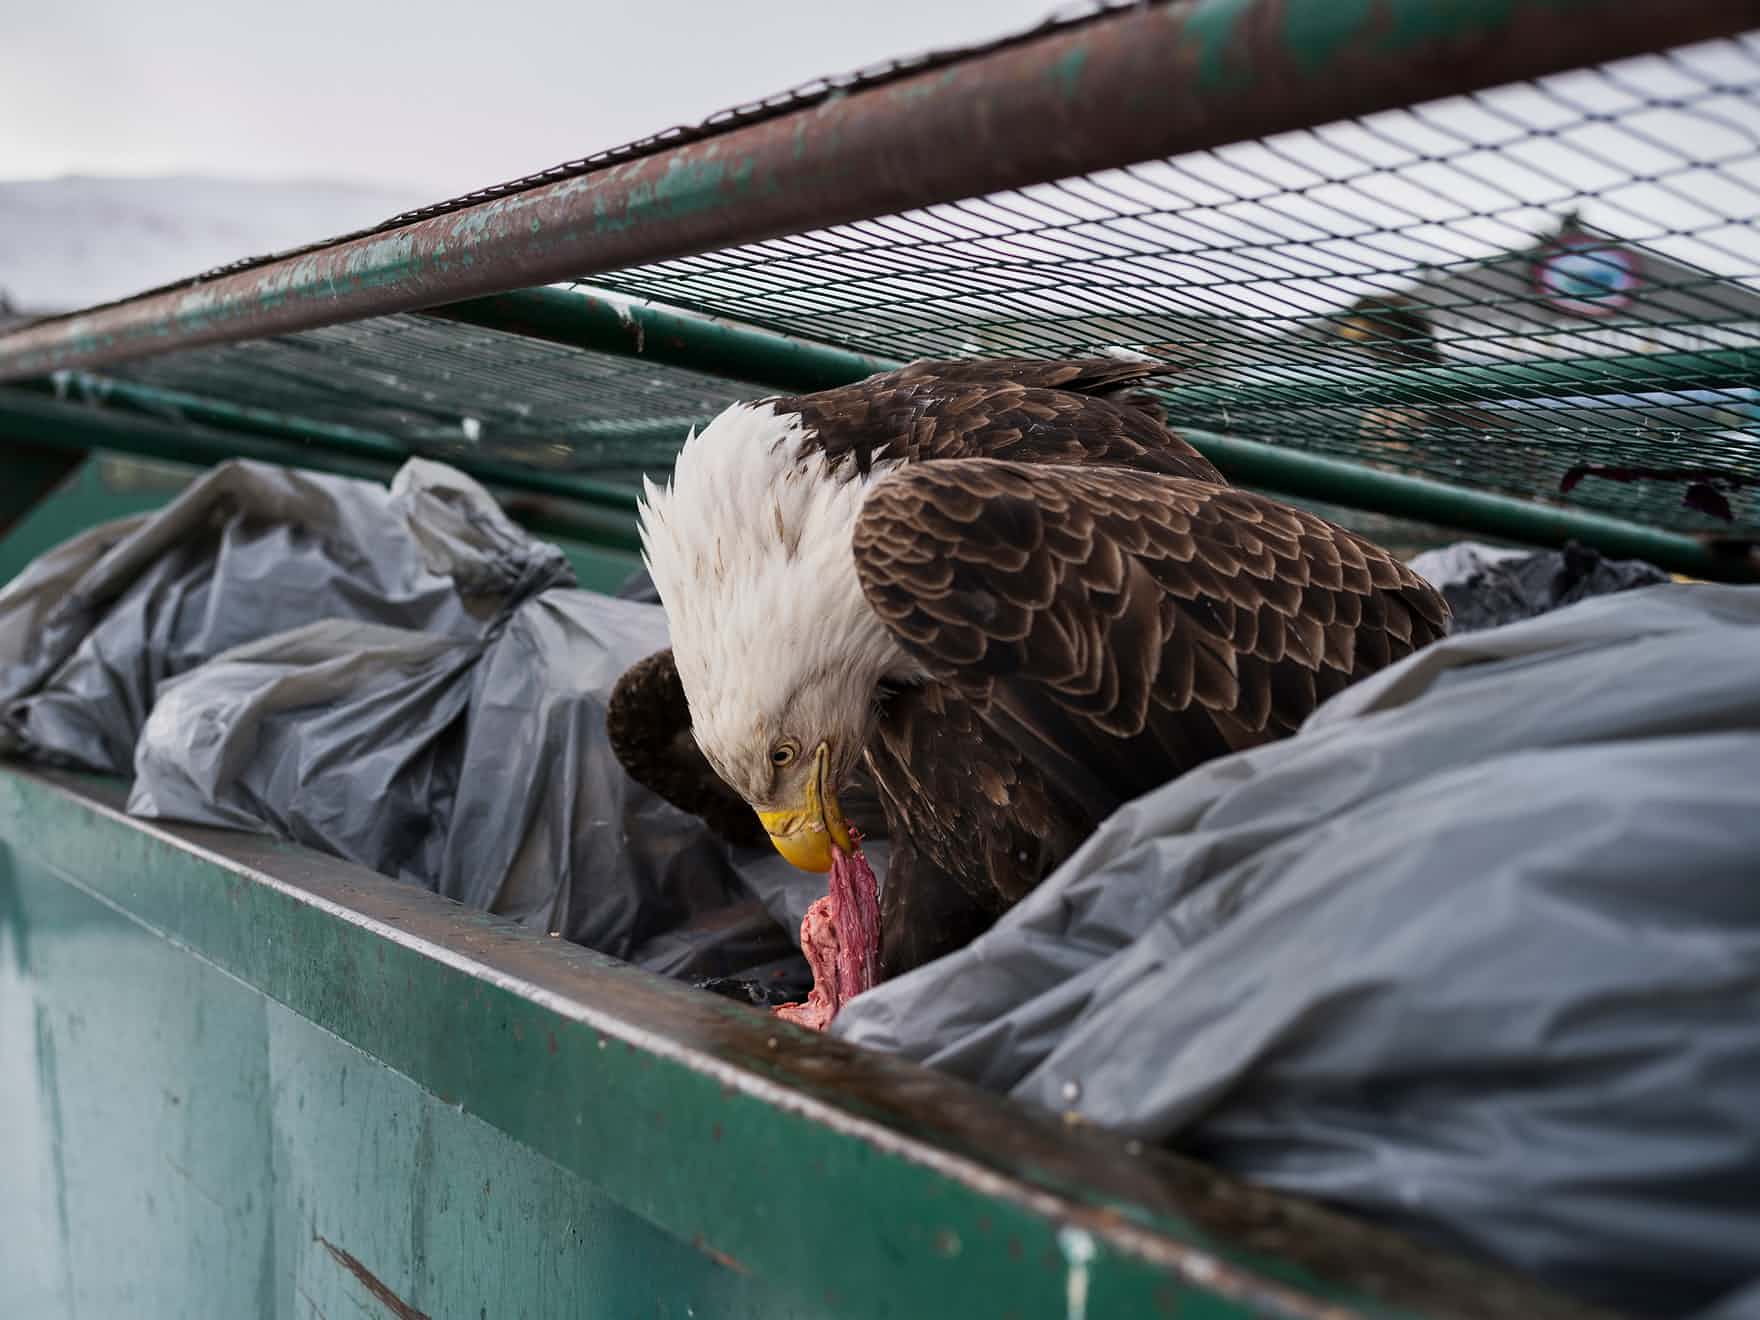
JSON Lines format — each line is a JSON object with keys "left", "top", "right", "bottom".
{"left": 128, "top": 590, "right": 757, "bottom": 958}
{"left": 129, "top": 620, "right": 477, "bottom": 882}
{"left": 431, "top": 589, "right": 751, "bottom": 955}
{"left": 1696, "top": 1279, "right": 1760, "bottom": 1320}
{"left": 1405, "top": 539, "right": 1530, "bottom": 588}
{"left": 836, "top": 584, "right": 1760, "bottom": 1314}
{"left": 0, "top": 457, "right": 569, "bottom": 771}
{"left": 106, "top": 496, "right": 865, "bottom": 966}
{"left": 1410, "top": 538, "right": 1672, "bottom": 633}
{"left": 0, "top": 456, "right": 807, "bottom": 969}
{"left": 118, "top": 577, "right": 777, "bottom": 964}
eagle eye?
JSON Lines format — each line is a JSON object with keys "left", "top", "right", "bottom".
{"left": 770, "top": 741, "right": 798, "bottom": 768}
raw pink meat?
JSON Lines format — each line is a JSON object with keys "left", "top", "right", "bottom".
{"left": 774, "top": 831, "right": 880, "bottom": 1031}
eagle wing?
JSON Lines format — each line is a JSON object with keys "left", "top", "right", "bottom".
{"left": 607, "top": 649, "right": 771, "bottom": 849}
{"left": 852, "top": 459, "right": 1450, "bottom": 821}
{"left": 771, "top": 356, "right": 1223, "bottom": 483}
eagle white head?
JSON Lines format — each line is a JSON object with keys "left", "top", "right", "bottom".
{"left": 637, "top": 401, "right": 909, "bottom": 872}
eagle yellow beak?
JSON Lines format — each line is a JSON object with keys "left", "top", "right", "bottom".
{"left": 756, "top": 744, "right": 852, "bottom": 873}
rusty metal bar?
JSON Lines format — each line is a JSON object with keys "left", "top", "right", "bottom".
{"left": 1, "top": 0, "right": 1753, "bottom": 382}
{"left": 28, "top": 374, "right": 663, "bottom": 509}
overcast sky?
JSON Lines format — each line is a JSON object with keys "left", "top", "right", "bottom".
{"left": 2, "top": 0, "right": 1056, "bottom": 195}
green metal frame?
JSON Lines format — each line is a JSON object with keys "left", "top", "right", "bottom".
{"left": 4, "top": 850, "right": 808, "bottom": 1319}
{"left": 433, "top": 291, "right": 1760, "bottom": 420}
{"left": 0, "top": 384, "right": 645, "bottom": 552}
{"left": 0, "top": 4, "right": 1754, "bottom": 1310}
{"left": 0, "top": 3, "right": 1749, "bottom": 574}
{"left": 1154, "top": 346, "right": 1760, "bottom": 415}
{"left": 7, "top": 323, "right": 1752, "bottom": 580}
{"left": 418, "top": 290, "right": 1760, "bottom": 577}
{"left": 11, "top": 377, "right": 648, "bottom": 517}
{"left": 429, "top": 286, "right": 897, "bottom": 393}
{"left": 1182, "top": 429, "right": 1742, "bottom": 574}
{"left": 0, "top": 767, "right": 1603, "bottom": 1320}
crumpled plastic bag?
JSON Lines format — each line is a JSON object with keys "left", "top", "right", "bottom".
{"left": 0, "top": 457, "right": 567, "bottom": 769}
{"left": 1410, "top": 537, "right": 1672, "bottom": 633}
{"left": 0, "top": 456, "right": 804, "bottom": 968}
{"left": 836, "top": 583, "right": 1760, "bottom": 1315}
{"left": 1404, "top": 539, "right": 1531, "bottom": 589}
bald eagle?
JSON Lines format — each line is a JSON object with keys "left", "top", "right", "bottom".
{"left": 616, "top": 357, "right": 1449, "bottom": 1025}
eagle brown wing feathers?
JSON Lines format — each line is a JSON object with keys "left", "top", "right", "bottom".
{"left": 853, "top": 459, "right": 1450, "bottom": 839}
{"left": 772, "top": 356, "right": 1222, "bottom": 483}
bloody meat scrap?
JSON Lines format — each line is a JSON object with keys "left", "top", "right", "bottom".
{"left": 774, "top": 834, "right": 880, "bottom": 1031}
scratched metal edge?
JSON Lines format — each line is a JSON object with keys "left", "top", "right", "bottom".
{"left": 0, "top": 0, "right": 1754, "bottom": 381}
{"left": 0, "top": 765, "right": 1612, "bottom": 1320}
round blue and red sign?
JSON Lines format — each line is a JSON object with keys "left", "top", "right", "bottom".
{"left": 1534, "top": 232, "right": 1642, "bottom": 317}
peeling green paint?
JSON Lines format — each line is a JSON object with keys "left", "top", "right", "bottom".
{"left": 1051, "top": 44, "right": 1089, "bottom": 100}
{"left": 1181, "top": 0, "right": 1256, "bottom": 91}
{"left": 333, "top": 234, "right": 423, "bottom": 294}
{"left": 1281, "top": 0, "right": 1376, "bottom": 76}
{"left": 1285, "top": 0, "right": 1524, "bottom": 78}
{"left": 588, "top": 152, "right": 749, "bottom": 237}
{"left": 1184, "top": 0, "right": 1541, "bottom": 90}
{"left": 447, "top": 206, "right": 499, "bottom": 242}
{"left": 652, "top": 154, "right": 733, "bottom": 209}
{"left": 895, "top": 68, "right": 959, "bottom": 106}
{"left": 1396, "top": 0, "right": 1534, "bottom": 44}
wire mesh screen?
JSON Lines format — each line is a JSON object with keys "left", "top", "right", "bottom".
{"left": 55, "top": 28, "right": 1760, "bottom": 549}
{"left": 587, "top": 32, "right": 1760, "bottom": 536}
{"left": 67, "top": 321, "right": 1488, "bottom": 556}
{"left": 72, "top": 315, "right": 765, "bottom": 486}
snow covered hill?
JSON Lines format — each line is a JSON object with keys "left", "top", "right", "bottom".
{"left": 0, "top": 176, "right": 429, "bottom": 316}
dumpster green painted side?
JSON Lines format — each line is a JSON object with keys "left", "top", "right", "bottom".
{"left": 0, "top": 840, "right": 794, "bottom": 1319}
{"left": 0, "top": 769, "right": 1606, "bottom": 1320}
{"left": 0, "top": 452, "right": 195, "bottom": 585}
